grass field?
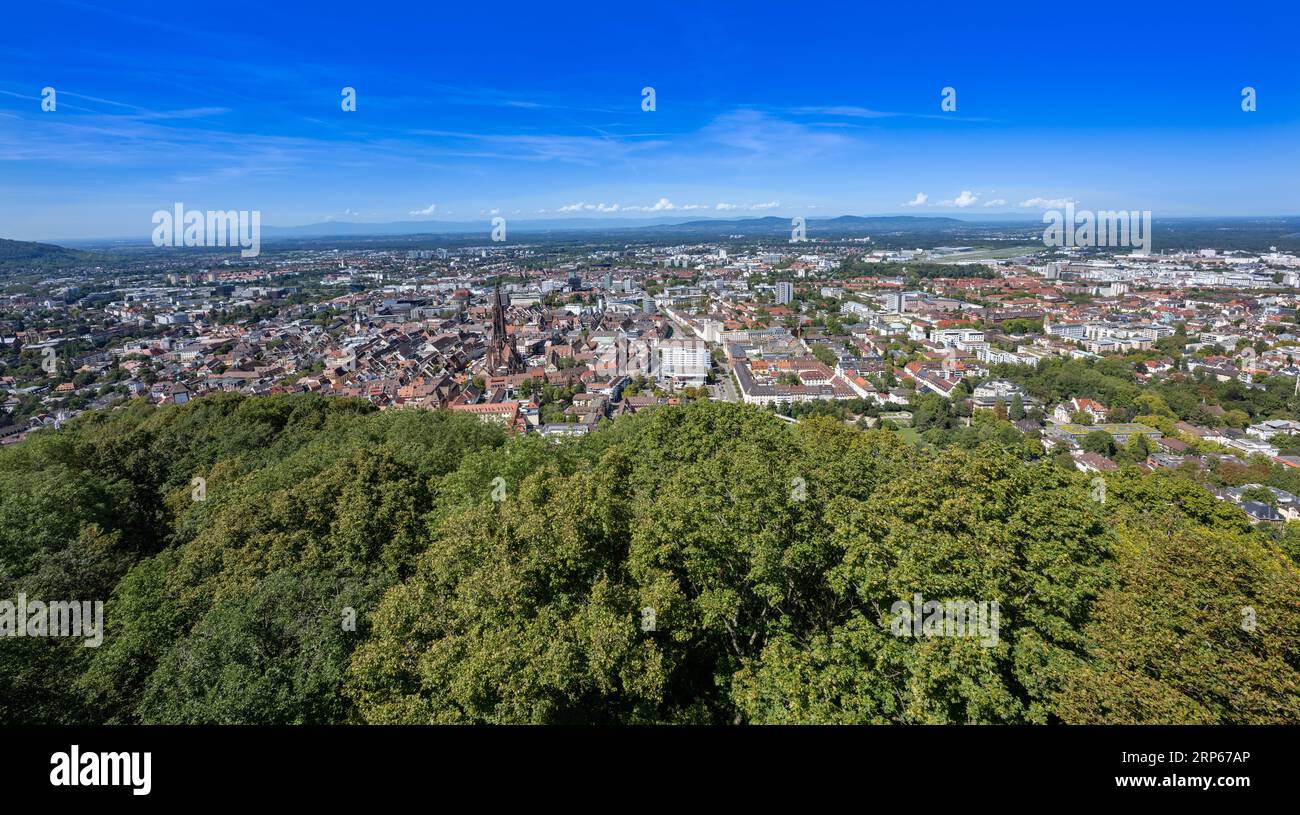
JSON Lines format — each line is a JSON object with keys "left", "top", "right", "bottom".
{"left": 932, "top": 245, "right": 1042, "bottom": 263}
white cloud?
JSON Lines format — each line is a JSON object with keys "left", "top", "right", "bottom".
{"left": 1019, "top": 196, "right": 1074, "bottom": 209}
{"left": 408, "top": 203, "right": 437, "bottom": 216}
{"left": 902, "top": 192, "right": 928, "bottom": 207}
{"left": 620, "top": 197, "right": 677, "bottom": 212}
{"left": 557, "top": 198, "right": 683, "bottom": 213}
{"left": 940, "top": 190, "right": 979, "bottom": 208}
{"left": 561, "top": 204, "right": 626, "bottom": 213}
{"left": 983, "top": 198, "right": 1007, "bottom": 207}
{"left": 715, "top": 201, "right": 778, "bottom": 211}
{"left": 553, "top": 198, "right": 767, "bottom": 214}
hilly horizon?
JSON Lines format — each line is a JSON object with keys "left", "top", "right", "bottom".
{"left": 35, "top": 213, "right": 1039, "bottom": 247}
{"left": 31, "top": 213, "right": 1300, "bottom": 254}
{"left": 0, "top": 237, "right": 108, "bottom": 271}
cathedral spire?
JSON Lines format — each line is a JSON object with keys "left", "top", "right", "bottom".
{"left": 487, "top": 284, "right": 524, "bottom": 375}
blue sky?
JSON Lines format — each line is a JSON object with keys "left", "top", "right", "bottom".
{"left": 2, "top": 0, "right": 1298, "bottom": 241}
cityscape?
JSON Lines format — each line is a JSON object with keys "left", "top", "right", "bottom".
{"left": 8, "top": 229, "right": 1300, "bottom": 470}
{"left": 9, "top": 228, "right": 1300, "bottom": 481}
{"left": 0, "top": 0, "right": 1296, "bottom": 795}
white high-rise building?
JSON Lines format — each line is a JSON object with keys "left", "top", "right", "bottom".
{"left": 657, "top": 339, "right": 710, "bottom": 387}
{"left": 776, "top": 281, "right": 794, "bottom": 305}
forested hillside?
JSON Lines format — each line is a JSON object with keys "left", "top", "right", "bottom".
{"left": 1, "top": 394, "right": 1297, "bottom": 724}
{"left": 0, "top": 237, "right": 105, "bottom": 273}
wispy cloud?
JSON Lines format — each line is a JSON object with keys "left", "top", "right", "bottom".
{"left": 556, "top": 198, "right": 779, "bottom": 214}
{"left": 403, "top": 128, "right": 665, "bottom": 165}
{"left": 1019, "top": 196, "right": 1075, "bottom": 208}
{"left": 790, "top": 105, "right": 898, "bottom": 119}
{"left": 697, "top": 109, "right": 857, "bottom": 163}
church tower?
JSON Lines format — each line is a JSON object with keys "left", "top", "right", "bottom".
{"left": 487, "top": 285, "right": 524, "bottom": 374}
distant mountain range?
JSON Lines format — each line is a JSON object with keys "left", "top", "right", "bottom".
{"left": 260, "top": 214, "right": 1002, "bottom": 239}
{"left": 19, "top": 214, "right": 1300, "bottom": 255}
{"left": 248, "top": 214, "right": 1300, "bottom": 252}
